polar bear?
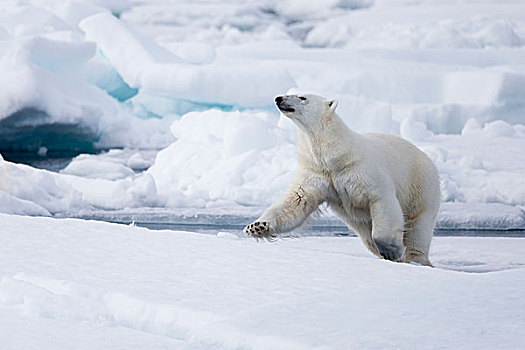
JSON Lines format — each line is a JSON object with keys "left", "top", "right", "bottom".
{"left": 243, "top": 94, "right": 440, "bottom": 266}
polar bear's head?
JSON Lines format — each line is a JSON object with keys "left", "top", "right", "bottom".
{"left": 275, "top": 94, "right": 338, "bottom": 131}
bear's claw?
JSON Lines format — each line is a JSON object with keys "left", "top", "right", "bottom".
{"left": 374, "top": 238, "right": 404, "bottom": 261}
{"left": 243, "top": 221, "right": 276, "bottom": 241}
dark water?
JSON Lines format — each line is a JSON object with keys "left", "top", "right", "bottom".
{"left": 72, "top": 207, "right": 525, "bottom": 238}
{"left": 92, "top": 218, "right": 525, "bottom": 238}
{"left": 136, "top": 222, "right": 354, "bottom": 237}
{"left": 0, "top": 108, "right": 98, "bottom": 165}
{"left": 137, "top": 223, "right": 525, "bottom": 238}
{"left": 1, "top": 151, "right": 78, "bottom": 171}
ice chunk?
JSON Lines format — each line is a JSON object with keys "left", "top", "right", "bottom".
{"left": 0, "top": 157, "right": 84, "bottom": 215}
{"left": 426, "top": 122, "right": 525, "bottom": 206}
{"left": 461, "top": 118, "right": 482, "bottom": 135}
{"left": 443, "top": 71, "right": 503, "bottom": 105}
{"left": 0, "top": 35, "right": 118, "bottom": 152}
{"left": 127, "top": 152, "right": 152, "bottom": 171}
{"left": 148, "top": 109, "right": 295, "bottom": 208}
{"left": 59, "top": 172, "right": 161, "bottom": 210}
{"left": 0, "top": 17, "right": 174, "bottom": 152}
{"left": 400, "top": 119, "right": 433, "bottom": 142}
{"left": 43, "top": 0, "right": 108, "bottom": 27}
{"left": 79, "top": 12, "right": 296, "bottom": 109}
{"left": 0, "top": 190, "right": 51, "bottom": 216}
{"left": 83, "top": 55, "right": 138, "bottom": 101}
{"left": 336, "top": 95, "right": 394, "bottom": 133}
{"left": 438, "top": 203, "right": 525, "bottom": 230}
{"left": 483, "top": 120, "right": 515, "bottom": 137}
{"left": 61, "top": 155, "right": 135, "bottom": 180}
{"left": 79, "top": 12, "right": 184, "bottom": 84}
{"left": 161, "top": 42, "right": 216, "bottom": 65}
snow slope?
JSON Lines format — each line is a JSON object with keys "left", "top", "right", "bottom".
{"left": 1, "top": 214, "right": 524, "bottom": 349}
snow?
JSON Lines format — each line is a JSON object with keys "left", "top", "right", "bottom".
{"left": 61, "top": 153, "right": 135, "bottom": 180}
{"left": 0, "top": 156, "right": 83, "bottom": 215}
{"left": 1, "top": 2, "right": 524, "bottom": 347}
{"left": 1, "top": 0, "right": 525, "bottom": 227}
{"left": 438, "top": 202, "right": 525, "bottom": 230}
{"left": 0, "top": 213, "right": 524, "bottom": 349}
{"left": 147, "top": 109, "right": 296, "bottom": 208}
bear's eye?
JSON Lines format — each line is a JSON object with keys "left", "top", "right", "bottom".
{"left": 299, "top": 96, "right": 306, "bottom": 101}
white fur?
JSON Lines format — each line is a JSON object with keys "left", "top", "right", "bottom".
{"left": 244, "top": 94, "right": 440, "bottom": 266}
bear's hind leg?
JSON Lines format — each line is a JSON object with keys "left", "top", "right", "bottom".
{"left": 402, "top": 209, "right": 437, "bottom": 267}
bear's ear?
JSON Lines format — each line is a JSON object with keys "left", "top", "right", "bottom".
{"left": 326, "top": 99, "right": 338, "bottom": 113}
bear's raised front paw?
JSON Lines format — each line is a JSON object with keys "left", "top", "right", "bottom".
{"left": 243, "top": 221, "right": 276, "bottom": 241}
{"left": 373, "top": 238, "right": 405, "bottom": 261}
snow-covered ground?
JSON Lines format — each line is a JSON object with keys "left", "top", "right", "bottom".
{"left": 1, "top": 0, "right": 525, "bottom": 227}
{"left": 1, "top": 213, "right": 524, "bottom": 349}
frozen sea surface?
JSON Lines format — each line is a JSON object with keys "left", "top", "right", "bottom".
{"left": 1, "top": 214, "right": 524, "bottom": 350}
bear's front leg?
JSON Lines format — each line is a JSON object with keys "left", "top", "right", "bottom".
{"left": 244, "top": 176, "right": 326, "bottom": 240}
{"left": 370, "top": 196, "right": 406, "bottom": 261}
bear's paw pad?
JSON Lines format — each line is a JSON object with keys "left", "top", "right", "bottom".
{"left": 374, "top": 239, "right": 404, "bottom": 261}
{"left": 243, "top": 221, "right": 276, "bottom": 241}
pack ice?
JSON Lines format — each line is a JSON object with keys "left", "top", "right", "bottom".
{"left": 1, "top": 0, "right": 525, "bottom": 225}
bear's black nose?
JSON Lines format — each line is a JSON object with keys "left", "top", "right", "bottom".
{"left": 275, "top": 96, "right": 283, "bottom": 104}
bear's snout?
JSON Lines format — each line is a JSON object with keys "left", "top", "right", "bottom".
{"left": 275, "top": 95, "right": 295, "bottom": 113}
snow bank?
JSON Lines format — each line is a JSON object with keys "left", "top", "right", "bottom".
{"left": 438, "top": 203, "right": 525, "bottom": 230}
{"left": 0, "top": 156, "right": 83, "bottom": 215}
{"left": 1, "top": 214, "right": 524, "bottom": 349}
{"left": 61, "top": 154, "right": 135, "bottom": 180}
{"left": 57, "top": 150, "right": 161, "bottom": 210}
{"left": 148, "top": 109, "right": 296, "bottom": 208}
{"left": 0, "top": 151, "right": 164, "bottom": 215}
{"left": 421, "top": 121, "right": 525, "bottom": 205}
{"left": 0, "top": 191, "right": 51, "bottom": 217}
